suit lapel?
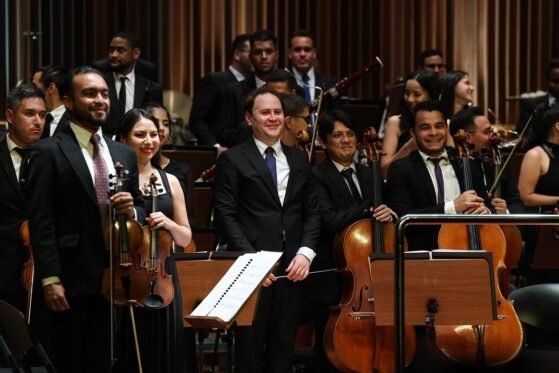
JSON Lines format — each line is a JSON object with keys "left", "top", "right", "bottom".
{"left": 106, "top": 73, "right": 119, "bottom": 108}
{"left": 58, "top": 129, "right": 98, "bottom": 206}
{"left": 53, "top": 110, "right": 71, "bottom": 136}
{"left": 410, "top": 151, "right": 437, "bottom": 205}
{"left": 0, "top": 139, "right": 24, "bottom": 200}
{"left": 321, "top": 159, "right": 356, "bottom": 206}
{"left": 356, "top": 163, "right": 373, "bottom": 203}
{"left": 243, "top": 139, "right": 282, "bottom": 206}
{"left": 134, "top": 77, "right": 147, "bottom": 107}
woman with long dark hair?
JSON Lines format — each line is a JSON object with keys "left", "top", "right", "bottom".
{"left": 438, "top": 70, "right": 475, "bottom": 119}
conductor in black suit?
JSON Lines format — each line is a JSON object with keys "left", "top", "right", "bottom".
{"left": 386, "top": 100, "right": 490, "bottom": 251}
{"left": 189, "top": 33, "right": 252, "bottom": 148}
{"left": 101, "top": 31, "right": 163, "bottom": 137}
{"left": 0, "top": 84, "right": 46, "bottom": 312}
{"left": 309, "top": 110, "right": 395, "bottom": 372}
{"left": 25, "top": 66, "right": 145, "bottom": 373}
{"left": 288, "top": 30, "right": 338, "bottom": 110}
{"left": 214, "top": 86, "right": 320, "bottom": 373}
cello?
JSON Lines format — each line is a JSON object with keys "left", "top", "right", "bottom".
{"left": 132, "top": 173, "right": 174, "bottom": 309}
{"left": 436, "top": 130, "right": 523, "bottom": 366}
{"left": 324, "top": 128, "right": 416, "bottom": 373}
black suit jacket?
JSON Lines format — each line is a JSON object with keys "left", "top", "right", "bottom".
{"left": 309, "top": 159, "right": 376, "bottom": 303}
{"left": 91, "top": 58, "right": 159, "bottom": 83}
{"left": 214, "top": 137, "right": 321, "bottom": 270}
{"left": 217, "top": 77, "right": 258, "bottom": 148}
{"left": 517, "top": 94, "right": 552, "bottom": 133}
{"left": 102, "top": 73, "right": 164, "bottom": 137}
{"left": 292, "top": 68, "right": 340, "bottom": 111}
{"left": 25, "top": 125, "right": 145, "bottom": 297}
{"left": 41, "top": 109, "right": 70, "bottom": 139}
{"left": 189, "top": 69, "right": 239, "bottom": 145}
{"left": 0, "top": 139, "right": 27, "bottom": 293}
{"left": 386, "top": 149, "right": 490, "bottom": 251}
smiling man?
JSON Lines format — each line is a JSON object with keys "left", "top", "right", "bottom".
{"left": 386, "top": 100, "right": 490, "bottom": 251}
{"left": 214, "top": 86, "right": 320, "bottom": 373}
{"left": 25, "top": 66, "right": 145, "bottom": 373}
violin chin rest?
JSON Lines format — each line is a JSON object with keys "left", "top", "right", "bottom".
{"left": 509, "top": 284, "right": 559, "bottom": 330}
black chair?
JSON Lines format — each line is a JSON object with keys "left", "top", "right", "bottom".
{"left": 0, "top": 301, "right": 56, "bottom": 373}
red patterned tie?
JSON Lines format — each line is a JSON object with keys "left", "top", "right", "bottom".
{"left": 90, "top": 133, "right": 110, "bottom": 243}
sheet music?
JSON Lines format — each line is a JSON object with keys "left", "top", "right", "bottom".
{"left": 190, "top": 251, "right": 282, "bottom": 322}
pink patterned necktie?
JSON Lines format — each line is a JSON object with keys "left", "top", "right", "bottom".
{"left": 90, "top": 133, "right": 110, "bottom": 241}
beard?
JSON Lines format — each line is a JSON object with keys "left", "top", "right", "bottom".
{"left": 71, "top": 104, "right": 108, "bottom": 130}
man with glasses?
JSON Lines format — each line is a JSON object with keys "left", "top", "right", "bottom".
{"left": 417, "top": 49, "right": 447, "bottom": 78}
{"left": 279, "top": 93, "right": 311, "bottom": 148}
{"left": 189, "top": 33, "right": 252, "bottom": 148}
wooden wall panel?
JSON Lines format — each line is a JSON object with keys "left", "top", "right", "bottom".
{"left": 1, "top": 0, "right": 558, "bottom": 123}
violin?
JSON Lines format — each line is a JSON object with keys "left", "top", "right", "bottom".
{"left": 436, "top": 130, "right": 522, "bottom": 366}
{"left": 481, "top": 131, "right": 523, "bottom": 297}
{"left": 101, "top": 163, "right": 144, "bottom": 306}
{"left": 132, "top": 173, "right": 174, "bottom": 309}
{"left": 20, "top": 220, "right": 34, "bottom": 323}
{"left": 324, "top": 128, "right": 415, "bottom": 373}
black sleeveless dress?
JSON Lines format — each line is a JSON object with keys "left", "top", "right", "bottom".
{"left": 117, "top": 170, "right": 191, "bottom": 373}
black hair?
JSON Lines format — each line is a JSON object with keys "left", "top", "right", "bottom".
{"left": 144, "top": 101, "right": 173, "bottom": 138}
{"left": 231, "top": 33, "right": 251, "bottom": 54}
{"left": 266, "top": 69, "right": 298, "bottom": 92}
{"left": 522, "top": 106, "right": 559, "bottom": 150}
{"left": 449, "top": 106, "right": 485, "bottom": 135}
{"left": 112, "top": 31, "right": 140, "bottom": 49}
{"left": 66, "top": 66, "right": 105, "bottom": 99}
{"left": 413, "top": 100, "right": 447, "bottom": 128}
{"left": 6, "top": 83, "right": 45, "bottom": 111}
{"left": 417, "top": 49, "right": 443, "bottom": 67}
{"left": 438, "top": 70, "right": 468, "bottom": 119}
{"left": 280, "top": 93, "right": 308, "bottom": 117}
{"left": 546, "top": 59, "right": 559, "bottom": 80}
{"left": 250, "top": 30, "right": 278, "bottom": 49}
{"left": 398, "top": 69, "right": 440, "bottom": 134}
{"left": 244, "top": 86, "right": 283, "bottom": 114}
{"left": 317, "top": 110, "right": 356, "bottom": 142}
{"left": 35, "top": 65, "right": 70, "bottom": 99}
{"left": 289, "top": 30, "right": 315, "bottom": 46}
{"left": 119, "top": 108, "right": 161, "bottom": 168}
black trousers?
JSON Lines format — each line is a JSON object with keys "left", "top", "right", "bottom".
{"left": 234, "top": 280, "right": 302, "bottom": 373}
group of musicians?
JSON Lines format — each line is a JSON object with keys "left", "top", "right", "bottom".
{"left": 1, "top": 27, "right": 558, "bottom": 373}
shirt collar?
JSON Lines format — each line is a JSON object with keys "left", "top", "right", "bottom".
{"left": 114, "top": 69, "right": 136, "bottom": 85}
{"left": 255, "top": 75, "right": 266, "bottom": 88}
{"left": 253, "top": 137, "right": 282, "bottom": 157}
{"left": 70, "top": 122, "right": 104, "bottom": 149}
{"left": 50, "top": 104, "right": 66, "bottom": 122}
{"left": 331, "top": 159, "right": 356, "bottom": 174}
{"left": 6, "top": 135, "right": 19, "bottom": 152}
{"left": 292, "top": 67, "right": 315, "bottom": 82}
{"left": 228, "top": 65, "right": 246, "bottom": 82}
{"left": 418, "top": 149, "right": 449, "bottom": 164}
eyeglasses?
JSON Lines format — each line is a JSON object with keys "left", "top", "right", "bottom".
{"left": 425, "top": 63, "right": 446, "bottom": 69}
{"left": 291, "top": 115, "right": 312, "bottom": 124}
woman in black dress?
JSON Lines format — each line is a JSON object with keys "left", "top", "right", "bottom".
{"left": 119, "top": 108, "right": 192, "bottom": 373}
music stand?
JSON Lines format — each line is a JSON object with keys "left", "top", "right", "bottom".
{"left": 173, "top": 251, "right": 263, "bottom": 329}
{"left": 370, "top": 251, "right": 497, "bottom": 326}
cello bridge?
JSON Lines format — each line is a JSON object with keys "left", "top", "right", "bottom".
{"left": 348, "top": 311, "right": 375, "bottom": 320}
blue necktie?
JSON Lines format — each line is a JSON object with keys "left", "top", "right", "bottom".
{"left": 429, "top": 158, "right": 445, "bottom": 204}
{"left": 302, "top": 73, "right": 311, "bottom": 104}
{"left": 265, "top": 147, "right": 277, "bottom": 187}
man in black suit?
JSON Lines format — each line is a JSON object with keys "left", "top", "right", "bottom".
{"left": 214, "top": 87, "right": 320, "bottom": 373}
{"left": 32, "top": 65, "right": 71, "bottom": 138}
{"left": 0, "top": 84, "right": 46, "bottom": 312}
{"left": 517, "top": 58, "right": 559, "bottom": 134}
{"left": 288, "top": 30, "right": 338, "bottom": 110}
{"left": 189, "top": 33, "right": 252, "bottom": 148}
{"left": 92, "top": 58, "right": 158, "bottom": 83}
{"left": 309, "top": 110, "right": 395, "bottom": 372}
{"left": 416, "top": 49, "right": 447, "bottom": 78}
{"left": 386, "top": 100, "right": 489, "bottom": 251}
{"left": 101, "top": 31, "right": 163, "bottom": 137}
{"left": 218, "top": 30, "right": 280, "bottom": 148}
{"left": 450, "top": 106, "right": 524, "bottom": 214}
{"left": 25, "top": 66, "right": 145, "bottom": 373}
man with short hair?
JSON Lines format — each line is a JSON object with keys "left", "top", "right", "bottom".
{"left": 189, "top": 33, "right": 252, "bottom": 148}
{"left": 417, "top": 49, "right": 447, "bottom": 77}
{"left": 101, "top": 31, "right": 163, "bottom": 136}
{"left": 219, "top": 30, "right": 281, "bottom": 148}
{"left": 214, "top": 86, "right": 320, "bottom": 373}
{"left": 26, "top": 66, "right": 145, "bottom": 373}
{"left": 309, "top": 110, "right": 396, "bottom": 372}
{"left": 0, "top": 84, "right": 46, "bottom": 312}
{"left": 386, "top": 100, "right": 489, "bottom": 251}
{"left": 288, "top": 30, "right": 338, "bottom": 110}
{"left": 32, "top": 65, "right": 71, "bottom": 138}
{"left": 279, "top": 93, "right": 310, "bottom": 148}
{"left": 266, "top": 69, "right": 300, "bottom": 95}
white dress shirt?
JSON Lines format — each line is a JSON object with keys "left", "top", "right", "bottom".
{"left": 114, "top": 70, "right": 136, "bottom": 113}
{"left": 417, "top": 149, "right": 461, "bottom": 214}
